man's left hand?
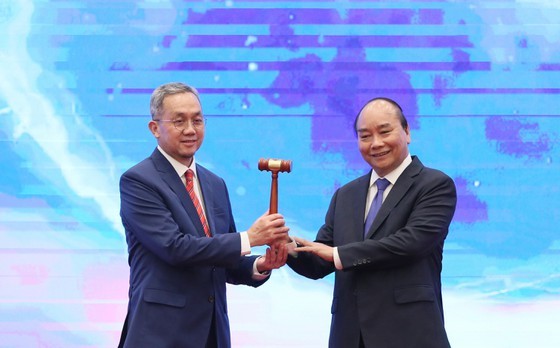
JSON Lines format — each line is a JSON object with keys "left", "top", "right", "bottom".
{"left": 256, "top": 243, "right": 288, "bottom": 273}
{"left": 293, "top": 236, "right": 334, "bottom": 262}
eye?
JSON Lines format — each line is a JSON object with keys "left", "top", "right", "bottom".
{"left": 359, "top": 133, "right": 372, "bottom": 140}
{"left": 380, "top": 128, "right": 392, "bottom": 135}
{"left": 173, "top": 119, "right": 186, "bottom": 127}
{"left": 192, "top": 118, "right": 204, "bottom": 127}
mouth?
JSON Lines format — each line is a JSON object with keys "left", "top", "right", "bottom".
{"left": 372, "top": 150, "right": 390, "bottom": 158}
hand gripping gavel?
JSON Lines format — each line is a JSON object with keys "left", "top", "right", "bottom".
{"left": 258, "top": 158, "right": 292, "bottom": 214}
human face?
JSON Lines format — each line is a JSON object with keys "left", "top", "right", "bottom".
{"left": 148, "top": 92, "right": 205, "bottom": 167}
{"left": 356, "top": 100, "right": 411, "bottom": 177}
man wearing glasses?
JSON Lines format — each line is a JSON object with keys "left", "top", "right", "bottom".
{"left": 117, "top": 82, "right": 289, "bottom": 348}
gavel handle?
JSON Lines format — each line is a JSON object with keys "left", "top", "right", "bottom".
{"left": 269, "top": 172, "right": 278, "bottom": 214}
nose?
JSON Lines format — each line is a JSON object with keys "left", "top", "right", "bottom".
{"left": 370, "top": 134, "right": 383, "bottom": 148}
{"left": 181, "top": 121, "right": 197, "bottom": 133}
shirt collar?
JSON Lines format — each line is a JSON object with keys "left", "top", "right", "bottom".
{"left": 157, "top": 146, "right": 198, "bottom": 179}
{"left": 369, "top": 154, "right": 412, "bottom": 187}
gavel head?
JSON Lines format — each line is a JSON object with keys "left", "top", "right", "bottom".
{"left": 258, "top": 158, "right": 292, "bottom": 173}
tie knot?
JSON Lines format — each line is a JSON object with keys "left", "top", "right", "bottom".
{"left": 186, "top": 169, "right": 194, "bottom": 181}
{"left": 375, "top": 178, "right": 390, "bottom": 191}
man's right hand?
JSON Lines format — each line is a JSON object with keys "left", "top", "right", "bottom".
{"left": 247, "top": 211, "right": 289, "bottom": 247}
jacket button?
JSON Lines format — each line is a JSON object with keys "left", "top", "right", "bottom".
{"left": 208, "top": 296, "right": 215, "bottom": 303}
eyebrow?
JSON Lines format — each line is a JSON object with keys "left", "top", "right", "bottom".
{"left": 357, "top": 122, "right": 392, "bottom": 132}
{"left": 173, "top": 111, "right": 202, "bottom": 118}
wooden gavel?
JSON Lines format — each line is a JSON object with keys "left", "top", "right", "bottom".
{"left": 258, "top": 158, "right": 292, "bottom": 214}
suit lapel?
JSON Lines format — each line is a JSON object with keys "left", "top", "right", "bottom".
{"left": 151, "top": 149, "right": 206, "bottom": 237}
{"left": 365, "top": 156, "right": 423, "bottom": 239}
{"left": 353, "top": 174, "right": 371, "bottom": 242}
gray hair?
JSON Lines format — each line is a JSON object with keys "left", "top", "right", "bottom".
{"left": 150, "top": 82, "right": 201, "bottom": 119}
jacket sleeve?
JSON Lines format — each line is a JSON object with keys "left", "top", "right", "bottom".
{"left": 287, "top": 191, "right": 339, "bottom": 280}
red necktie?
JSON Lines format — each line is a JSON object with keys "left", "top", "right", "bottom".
{"left": 185, "top": 169, "right": 211, "bottom": 237}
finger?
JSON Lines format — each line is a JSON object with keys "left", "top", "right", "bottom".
{"left": 274, "top": 227, "right": 289, "bottom": 235}
{"left": 293, "top": 236, "right": 311, "bottom": 246}
{"left": 294, "top": 246, "right": 314, "bottom": 253}
{"left": 271, "top": 250, "right": 285, "bottom": 267}
{"left": 271, "top": 246, "right": 282, "bottom": 263}
{"left": 273, "top": 243, "right": 284, "bottom": 257}
{"left": 265, "top": 247, "right": 274, "bottom": 261}
{"left": 266, "top": 247, "right": 276, "bottom": 261}
{"left": 278, "top": 245, "right": 288, "bottom": 263}
{"left": 268, "top": 213, "right": 286, "bottom": 224}
{"left": 277, "top": 244, "right": 286, "bottom": 257}
{"left": 270, "top": 218, "right": 286, "bottom": 228}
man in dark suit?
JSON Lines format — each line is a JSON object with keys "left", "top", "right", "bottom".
{"left": 118, "top": 82, "right": 289, "bottom": 348}
{"left": 288, "top": 97, "right": 457, "bottom": 348}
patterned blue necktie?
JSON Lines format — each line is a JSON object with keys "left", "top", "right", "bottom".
{"left": 364, "top": 178, "right": 391, "bottom": 237}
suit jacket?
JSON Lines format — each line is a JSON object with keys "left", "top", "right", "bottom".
{"left": 288, "top": 156, "right": 456, "bottom": 348}
{"left": 118, "top": 149, "right": 266, "bottom": 348}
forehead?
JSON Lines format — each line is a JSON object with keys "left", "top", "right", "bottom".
{"left": 161, "top": 92, "right": 201, "bottom": 112}
{"left": 357, "top": 100, "right": 401, "bottom": 127}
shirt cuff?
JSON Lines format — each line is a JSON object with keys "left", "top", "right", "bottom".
{"left": 252, "top": 256, "right": 271, "bottom": 280}
{"left": 333, "top": 247, "right": 343, "bottom": 270}
{"left": 240, "top": 231, "right": 251, "bottom": 256}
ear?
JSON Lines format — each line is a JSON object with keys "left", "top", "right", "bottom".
{"left": 148, "top": 120, "right": 160, "bottom": 138}
{"left": 405, "top": 126, "right": 411, "bottom": 144}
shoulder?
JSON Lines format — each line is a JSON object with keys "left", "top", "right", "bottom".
{"left": 409, "top": 156, "right": 453, "bottom": 182}
{"left": 121, "top": 157, "right": 155, "bottom": 178}
{"left": 121, "top": 149, "right": 165, "bottom": 178}
{"left": 409, "top": 159, "right": 456, "bottom": 200}
{"left": 118, "top": 158, "right": 161, "bottom": 193}
{"left": 420, "top": 166, "right": 453, "bottom": 182}
{"left": 336, "top": 172, "right": 370, "bottom": 195}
